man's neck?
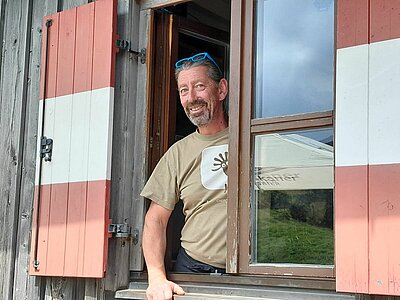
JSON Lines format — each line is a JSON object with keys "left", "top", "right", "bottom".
{"left": 197, "top": 120, "right": 228, "bottom": 135}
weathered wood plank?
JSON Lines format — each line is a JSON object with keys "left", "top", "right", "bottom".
{"left": 104, "top": 0, "right": 141, "bottom": 290}
{"left": 140, "top": 0, "right": 189, "bottom": 10}
{"left": 84, "top": 279, "right": 97, "bottom": 300}
{"left": 11, "top": 0, "right": 59, "bottom": 299}
{"left": 44, "top": 278, "right": 79, "bottom": 300}
{"left": 60, "top": 0, "right": 88, "bottom": 11}
{"left": 0, "top": 0, "right": 7, "bottom": 72}
{"left": 128, "top": 7, "right": 152, "bottom": 272}
{"left": 0, "top": 0, "right": 35, "bottom": 299}
{"left": 84, "top": 279, "right": 115, "bottom": 300}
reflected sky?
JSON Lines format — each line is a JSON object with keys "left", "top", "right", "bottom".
{"left": 254, "top": 0, "right": 334, "bottom": 118}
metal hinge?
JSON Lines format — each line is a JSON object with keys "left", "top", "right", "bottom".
{"left": 116, "top": 39, "right": 146, "bottom": 64}
{"left": 40, "top": 136, "right": 53, "bottom": 162}
{"left": 108, "top": 223, "right": 131, "bottom": 238}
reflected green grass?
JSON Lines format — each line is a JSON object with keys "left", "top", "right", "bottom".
{"left": 256, "top": 208, "right": 334, "bottom": 265}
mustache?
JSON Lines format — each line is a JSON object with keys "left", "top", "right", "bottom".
{"left": 187, "top": 99, "right": 207, "bottom": 108}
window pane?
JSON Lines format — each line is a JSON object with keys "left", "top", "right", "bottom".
{"left": 254, "top": 0, "right": 334, "bottom": 118}
{"left": 251, "top": 128, "right": 334, "bottom": 265}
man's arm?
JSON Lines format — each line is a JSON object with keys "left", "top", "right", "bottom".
{"left": 142, "top": 201, "right": 185, "bottom": 300}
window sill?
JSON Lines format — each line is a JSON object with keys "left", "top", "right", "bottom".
{"left": 130, "top": 272, "right": 337, "bottom": 291}
{"left": 116, "top": 279, "right": 355, "bottom": 300}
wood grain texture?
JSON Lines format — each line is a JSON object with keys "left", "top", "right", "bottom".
{"left": 12, "top": 1, "right": 59, "bottom": 298}
{"left": 128, "top": 7, "right": 151, "bottom": 273}
{"left": 226, "top": 0, "right": 241, "bottom": 274}
{"left": 104, "top": 0, "right": 142, "bottom": 291}
{"left": 0, "top": 0, "right": 7, "bottom": 72}
{"left": 0, "top": 0, "right": 34, "bottom": 299}
{"left": 140, "top": 0, "right": 189, "bottom": 10}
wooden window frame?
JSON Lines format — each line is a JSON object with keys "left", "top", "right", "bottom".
{"left": 227, "top": 0, "right": 335, "bottom": 278}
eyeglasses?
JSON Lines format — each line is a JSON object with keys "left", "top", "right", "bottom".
{"left": 175, "top": 52, "right": 223, "bottom": 75}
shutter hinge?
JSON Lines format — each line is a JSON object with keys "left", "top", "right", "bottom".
{"left": 108, "top": 223, "right": 131, "bottom": 238}
{"left": 116, "top": 40, "right": 146, "bottom": 64}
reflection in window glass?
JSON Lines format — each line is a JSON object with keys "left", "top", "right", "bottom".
{"left": 254, "top": 0, "right": 334, "bottom": 118}
{"left": 251, "top": 128, "right": 334, "bottom": 265}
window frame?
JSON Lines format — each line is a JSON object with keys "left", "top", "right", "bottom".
{"left": 227, "top": 0, "right": 335, "bottom": 277}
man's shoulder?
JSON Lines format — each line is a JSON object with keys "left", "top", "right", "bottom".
{"left": 169, "top": 128, "right": 229, "bottom": 153}
{"left": 170, "top": 131, "right": 198, "bottom": 149}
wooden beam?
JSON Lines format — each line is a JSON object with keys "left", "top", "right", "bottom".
{"left": 12, "top": 0, "right": 61, "bottom": 296}
{"left": 0, "top": 0, "right": 7, "bottom": 70}
{"left": 140, "top": 0, "right": 190, "bottom": 11}
{"left": 0, "top": 0, "right": 41, "bottom": 298}
{"left": 129, "top": 7, "right": 152, "bottom": 272}
{"left": 104, "top": 0, "right": 141, "bottom": 290}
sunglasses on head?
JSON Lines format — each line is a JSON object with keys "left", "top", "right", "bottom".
{"left": 175, "top": 52, "right": 223, "bottom": 75}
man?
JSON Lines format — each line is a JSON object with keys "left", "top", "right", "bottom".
{"left": 141, "top": 52, "right": 229, "bottom": 300}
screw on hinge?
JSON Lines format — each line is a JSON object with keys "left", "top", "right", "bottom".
{"left": 46, "top": 19, "right": 53, "bottom": 28}
{"left": 33, "top": 260, "right": 40, "bottom": 269}
{"left": 132, "top": 229, "right": 139, "bottom": 245}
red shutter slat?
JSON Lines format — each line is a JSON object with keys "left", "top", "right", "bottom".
{"left": 56, "top": 7, "right": 77, "bottom": 97}
{"left": 74, "top": 2, "right": 95, "bottom": 93}
{"left": 370, "top": 0, "right": 400, "bottom": 43}
{"left": 335, "top": 166, "right": 369, "bottom": 293}
{"left": 92, "top": 0, "right": 117, "bottom": 90}
{"left": 336, "top": 0, "right": 369, "bottom": 49}
{"left": 369, "top": 165, "right": 400, "bottom": 295}
{"left": 47, "top": 184, "right": 70, "bottom": 275}
{"left": 64, "top": 182, "right": 88, "bottom": 276}
{"left": 84, "top": 181, "right": 111, "bottom": 275}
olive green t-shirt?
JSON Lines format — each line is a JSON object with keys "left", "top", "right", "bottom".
{"left": 141, "top": 128, "right": 228, "bottom": 268}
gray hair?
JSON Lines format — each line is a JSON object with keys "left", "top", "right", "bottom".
{"left": 174, "top": 59, "right": 223, "bottom": 86}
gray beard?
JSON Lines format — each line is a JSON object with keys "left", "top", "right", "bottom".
{"left": 187, "top": 108, "right": 211, "bottom": 127}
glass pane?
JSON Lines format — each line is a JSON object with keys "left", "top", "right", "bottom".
{"left": 251, "top": 128, "right": 334, "bottom": 265}
{"left": 254, "top": 0, "right": 335, "bottom": 118}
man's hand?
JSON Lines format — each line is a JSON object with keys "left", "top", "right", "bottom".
{"left": 143, "top": 202, "right": 184, "bottom": 299}
{"left": 146, "top": 279, "right": 185, "bottom": 300}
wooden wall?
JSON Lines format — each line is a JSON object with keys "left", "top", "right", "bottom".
{"left": 0, "top": 0, "right": 144, "bottom": 299}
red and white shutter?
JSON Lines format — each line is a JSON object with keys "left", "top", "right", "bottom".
{"left": 335, "top": 0, "right": 400, "bottom": 295}
{"left": 30, "top": 0, "right": 117, "bottom": 278}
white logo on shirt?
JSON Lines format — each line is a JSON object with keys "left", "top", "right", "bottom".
{"left": 201, "top": 144, "right": 228, "bottom": 190}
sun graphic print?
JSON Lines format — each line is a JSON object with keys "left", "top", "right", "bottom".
{"left": 201, "top": 144, "right": 228, "bottom": 190}
{"left": 212, "top": 151, "right": 228, "bottom": 175}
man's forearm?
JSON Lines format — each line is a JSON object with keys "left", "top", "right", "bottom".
{"left": 142, "top": 216, "right": 168, "bottom": 283}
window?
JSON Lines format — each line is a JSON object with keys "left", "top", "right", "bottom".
{"left": 228, "top": 0, "right": 335, "bottom": 277}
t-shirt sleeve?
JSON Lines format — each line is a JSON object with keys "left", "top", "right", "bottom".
{"left": 140, "top": 150, "right": 179, "bottom": 211}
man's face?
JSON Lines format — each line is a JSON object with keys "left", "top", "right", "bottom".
{"left": 177, "top": 65, "right": 222, "bottom": 127}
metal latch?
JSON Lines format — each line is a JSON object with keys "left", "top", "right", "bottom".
{"left": 116, "top": 39, "right": 146, "bottom": 64}
{"left": 40, "top": 136, "right": 53, "bottom": 162}
{"left": 108, "top": 223, "right": 131, "bottom": 238}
